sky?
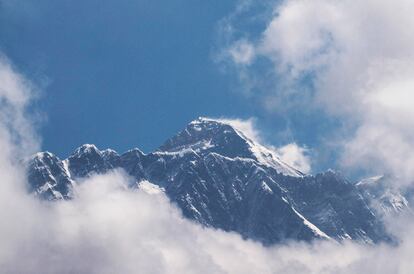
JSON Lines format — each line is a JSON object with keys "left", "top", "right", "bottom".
{"left": 0, "top": 0, "right": 256, "bottom": 156}
{"left": 0, "top": 0, "right": 329, "bottom": 170}
{"left": 2, "top": 0, "right": 414, "bottom": 180}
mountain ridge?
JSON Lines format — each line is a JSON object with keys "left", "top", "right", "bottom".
{"left": 26, "top": 117, "right": 396, "bottom": 245}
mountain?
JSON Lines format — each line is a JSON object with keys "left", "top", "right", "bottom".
{"left": 26, "top": 117, "right": 392, "bottom": 245}
{"left": 356, "top": 175, "right": 411, "bottom": 216}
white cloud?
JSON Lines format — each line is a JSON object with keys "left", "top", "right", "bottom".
{"left": 217, "top": 117, "right": 262, "bottom": 142}
{"left": 225, "top": 0, "right": 414, "bottom": 184}
{"left": 0, "top": 54, "right": 39, "bottom": 160}
{"left": 275, "top": 143, "right": 311, "bottom": 173}
{"left": 2, "top": 169, "right": 414, "bottom": 274}
{"left": 4, "top": 169, "right": 414, "bottom": 274}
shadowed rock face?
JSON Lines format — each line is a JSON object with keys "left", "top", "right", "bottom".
{"left": 26, "top": 117, "right": 393, "bottom": 245}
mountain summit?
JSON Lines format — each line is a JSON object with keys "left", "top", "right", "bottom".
{"left": 26, "top": 118, "right": 393, "bottom": 245}
{"left": 159, "top": 117, "right": 304, "bottom": 177}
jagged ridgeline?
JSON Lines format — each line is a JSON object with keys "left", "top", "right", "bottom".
{"left": 26, "top": 117, "right": 401, "bottom": 245}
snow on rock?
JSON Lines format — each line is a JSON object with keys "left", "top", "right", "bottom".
{"left": 261, "top": 181, "right": 274, "bottom": 194}
{"left": 291, "top": 206, "right": 331, "bottom": 240}
{"left": 164, "top": 117, "right": 304, "bottom": 177}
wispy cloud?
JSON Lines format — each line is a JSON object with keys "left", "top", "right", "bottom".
{"left": 228, "top": 39, "right": 256, "bottom": 65}
{"left": 0, "top": 54, "right": 40, "bottom": 159}
{"left": 274, "top": 143, "right": 311, "bottom": 173}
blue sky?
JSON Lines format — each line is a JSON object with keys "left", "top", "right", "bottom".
{"left": 0, "top": 0, "right": 258, "bottom": 156}
{"left": 0, "top": 0, "right": 358, "bottom": 175}
{"left": 2, "top": 0, "right": 414, "bottom": 180}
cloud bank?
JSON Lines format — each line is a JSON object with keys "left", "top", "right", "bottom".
{"left": 224, "top": 0, "right": 414, "bottom": 184}
{"left": 4, "top": 170, "right": 414, "bottom": 274}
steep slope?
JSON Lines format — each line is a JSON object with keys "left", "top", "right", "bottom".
{"left": 27, "top": 152, "right": 74, "bottom": 200}
{"left": 25, "top": 117, "right": 392, "bottom": 245}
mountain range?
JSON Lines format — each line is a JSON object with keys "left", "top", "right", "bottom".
{"left": 25, "top": 117, "right": 409, "bottom": 245}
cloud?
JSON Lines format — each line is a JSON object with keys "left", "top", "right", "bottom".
{"left": 0, "top": 54, "right": 39, "bottom": 160}
{"left": 217, "top": 117, "right": 262, "bottom": 142}
{"left": 3, "top": 169, "right": 413, "bottom": 274}
{"left": 228, "top": 39, "right": 256, "bottom": 65}
{"left": 2, "top": 169, "right": 414, "bottom": 274}
{"left": 223, "top": 0, "right": 414, "bottom": 184}
{"left": 275, "top": 143, "right": 311, "bottom": 173}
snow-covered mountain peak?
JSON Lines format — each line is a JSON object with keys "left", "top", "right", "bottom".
{"left": 66, "top": 144, "right": 113, "bottom": 178}
{"left": 71, "top": 144, "right": 101, "bottom": 158}
{"left": 124, "top": 147, "right": 145, "bottom": 156}
{"left": 102, "top": 148, "right": 117, "bottom": 155}
{"left": 33, "top": 151, "right": 53, "bottom": 158}
{"left": 31, "top": 151, "right": 56, "bottom": 162}
{"left": 159, "top": 117, "right": 253, "bottom": 156}
{"left": 101, "top": 148, "right": 119, "bottom": 158}
{"left": 189, "top": 117, "right": 257, "bottom": 142}
{"left": 160, "top": 117, "right": 304, "bottom": 177}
